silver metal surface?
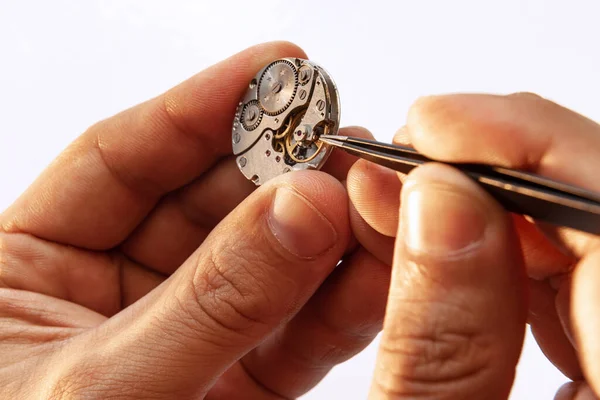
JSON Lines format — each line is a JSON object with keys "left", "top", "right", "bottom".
{"left": 241, "top": 100, "right": 262, "bottom": 131}
{"left": 258, "top": 60, "right": 298, "bottom": 116}
{"left": 232, "top": 58, "right": 340, "bottom": 186}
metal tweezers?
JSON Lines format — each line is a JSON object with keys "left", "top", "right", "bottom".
{"left": 319, "top": 134, "right": 600, "bottom": 234}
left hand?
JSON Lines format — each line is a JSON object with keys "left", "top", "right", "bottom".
{"left": 0, "top": 41, "right": 389, "bottom": 399}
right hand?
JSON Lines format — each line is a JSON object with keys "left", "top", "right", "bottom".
{"left": 348, "top": 92, "right": 600, "bottom": 399}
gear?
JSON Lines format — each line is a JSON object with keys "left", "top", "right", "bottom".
{"left": 258, "top": 60, "right": 298, "bottom": 116}
{"left": 232, "top": 58, "right": 340, "bottom": 187}
{"left": 285, "top": 133, "right": 324, "bottom": 163}
{"left": 298, "top": 65, "right": 313, "bottom": 85}
{"left": 240, "top": 100, "right": 262, "bottom": 131}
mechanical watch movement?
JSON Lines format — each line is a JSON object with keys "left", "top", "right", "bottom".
{"left": 231, "top": 58, "right": 340, "bottom": 185}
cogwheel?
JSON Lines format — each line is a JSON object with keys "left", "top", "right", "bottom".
{"left": 257, "top": 60, "right": 298, "bottom": 116}
{"left": 298, "top": 64, "right": 313, "bottom": 85}
{"left": 240, "top": 100, "right": 262, "bottom": 131}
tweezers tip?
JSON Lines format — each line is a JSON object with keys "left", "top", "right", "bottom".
{"left": 319, "top": 135, "right": 348, "bottom": 146}
{"left": 324, "top": 134, "right": 348, "bottom": 139}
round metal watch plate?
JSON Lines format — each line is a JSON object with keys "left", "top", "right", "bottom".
{"left": 231, "top": 58, "right": 340, "bottom": 186}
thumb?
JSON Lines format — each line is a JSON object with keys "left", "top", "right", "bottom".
{"left": 370, "top": 163, "right": 527, "bottom": 399}
{"left": 51, "top": 171, "right": 349, "bottom": 398}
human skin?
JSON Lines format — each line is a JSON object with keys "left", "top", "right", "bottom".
{"left": 3, "top": 40, "right": 600, "bottom": 399}
{"left": 0, "top": 41, "right": 391, "bottom": 399}
{"left": 348, "top": 93, "right": 600, "bottom": 399}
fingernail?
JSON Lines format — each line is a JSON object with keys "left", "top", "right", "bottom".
{"left": 393, "top": 125, "right": 411, "bottom": 146}
{"left": 401, "top": 166, "right": 488, "bottom": 257}
{"left": 268, "top": 187, "right": 337, "bottom": 258}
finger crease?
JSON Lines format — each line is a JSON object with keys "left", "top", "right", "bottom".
{"left": 160, "top": 94, "right": 224, "bottom": 163}
{"left": 239, "top": 358, "right": 290, "bottom": 400}
{"left": 93, "top": 132, "right": 163, "bottom": 200}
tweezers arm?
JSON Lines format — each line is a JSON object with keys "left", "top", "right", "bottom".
{"left": 334, "top": 142, "right": 421, "bottom": 175}
{"left": 334, "top": 139, "right": 600, "bottom": 235}
{"left": 472, "top": 173, "right": 600, "bottom": 234}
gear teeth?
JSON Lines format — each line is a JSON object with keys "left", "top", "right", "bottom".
{"left": 257, "top": 59, "right": 298, "bottom": 116}
{"left": 240, "top": 100, "right": 262, "bottom": 131}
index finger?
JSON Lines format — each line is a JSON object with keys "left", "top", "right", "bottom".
{"left": 1, "top": 41, "right": 307, "bottom": 249}
{"left": 405, "top": 93, "right": 600, "bottom": 192}
{"left": 403, "top": 93, "right": 600, "bottom": 256}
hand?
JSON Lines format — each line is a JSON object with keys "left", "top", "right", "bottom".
{"left": 347, "top": 93, "right": 600, "bottom": 399}
{"left": 0, "top": 42, "right": 389, "bottom": 399}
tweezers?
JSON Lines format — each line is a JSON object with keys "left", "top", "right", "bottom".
{"left": 319, "top": 134, "right": 600, "bottom": 234}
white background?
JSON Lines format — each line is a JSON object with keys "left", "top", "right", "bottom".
{"left": 2, "top": 1, "right": 599, "bottom": 398}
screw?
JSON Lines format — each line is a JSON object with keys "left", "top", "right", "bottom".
{"left": 316, "top": 99, "right": 325, "bottom": 111}
{"left": 239, "top": 157, "right": 247, "bottom": 168}
{"left": 299, "top": 66, "right": 312, "bottom": 84}
{"left": 275, "top": 155, "right": 281, "bottom": 162}
{"left": 265, "top": 133, "right": 271, "bottom": 140}
{"left": 247, "top": 108, "right": 257, "bottom": 122}
{"left": 299, "top": 89, "right": 307, "bottom": 100}
{"left": 271, "top": 82, "right": 283, "bottom": 94}
{"left": 233, "top": 132, "right": 241, "bottom": 143}
{"left": 265, "top": 150, "right": 271, "bottom": 157}
{"left": 283, "top": 167, "right": 291, "bottom": 173}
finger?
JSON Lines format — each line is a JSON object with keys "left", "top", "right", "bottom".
{"left": 119, "top": 127, "right": 373, "bottom": 275}
{"left": 403, "top": 92, "right": 600, "bottom": 267}
{"left": 513, "top": 209, "right": 581, "bottom": 379}
{"left": 0, "top": 231, "right": 163, "bottom": 316}
{"left": 370, "top": 163, "right": 527, "bottom": 399}
{"left": 53, "top": 171, "right": 350, "bottom": 398}
{"left": 349, "top": 201, "right": 394, "bottom": 266}
{"left": 351, "top": 125, "right": 581, "bottom": 380}
{"left": 120, "top": 157, "right": 255, "bottom": 275}
{"left": 321, "top": 126, "right": 375, "bottom": 181}
{"left": 405, "top": 93, "right": 600, "bottom": 191}
{"left": 345, "top": 158, "right": 399, "bottom": 268}
{"left": 392, "top": 125, "right": 413, "bottom": 185}
{"left": 555, "top": 382, "right": 598, "bottom": 400}
{"left": 394, "top": 125, "right": 412, "bottom": 147}
{"left": 511, "top": 215, "right": 574, "bottom": 280}
{"left": 572, "top": 248, "right": 600, "bottom": 395}
{"left": 348, "top": 159, "right": 402, "bottom": 238}
{"left": 229, "top": 247, "right": 390, "bottom": 399}
{"left": 528, "top": 278, "right": 582, "bottom": 380}
{"left": 1, "top": 41, "right": 307, "bottom": 250}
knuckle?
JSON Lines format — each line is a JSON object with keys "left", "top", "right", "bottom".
{"left": 377, "top": 300, "right": 494, "bottom": 397}
{"left": 508, "top": 91, "right": 557, "bottom": 111}
{"left": 508, "top": 91, "right": 544, "bottom": 101}
{"left": 189, "top": 245, "right": 288, "bottom": 336}
{"left": 47, "top": 366, "right": 155, "bottom": 400}
{"left": 310, "top": 335, "right": 374, "bottom": 367}
{"left": 46, "top": 364, "right": 105, "bottom": 400}
{"left": 45, "top": 349, "right": 173, "bottom": 400}
{"left": 282, "top": 322, "right": 375, "bottom": 369}
{"left": 0, "top": 232, "right": 32, "bottom": 289}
